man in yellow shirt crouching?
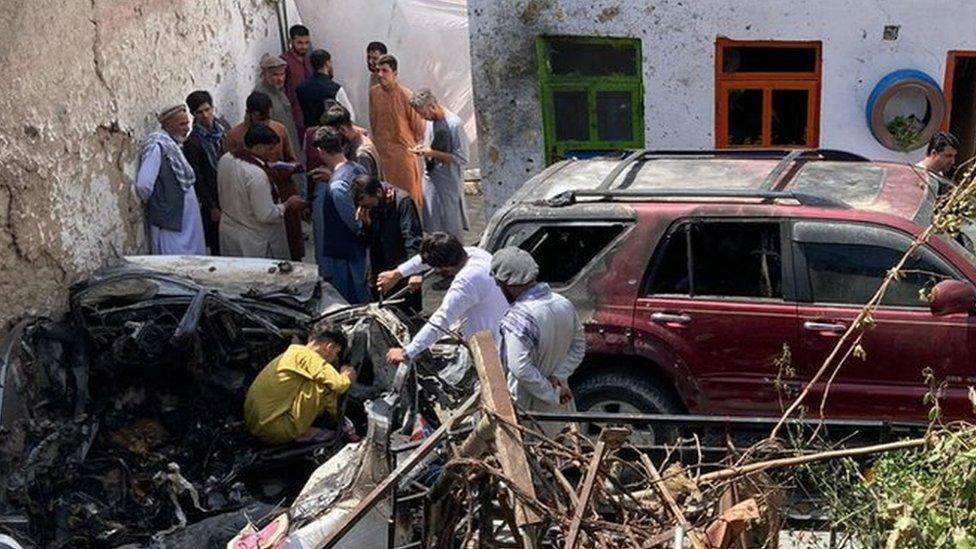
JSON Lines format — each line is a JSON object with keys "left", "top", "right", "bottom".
{"left": 244, "top": 322, "right": 357, "bottom": 444}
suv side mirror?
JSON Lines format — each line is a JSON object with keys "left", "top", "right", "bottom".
{"left": 930, "top": 280, "right": 976, "bottom": 316}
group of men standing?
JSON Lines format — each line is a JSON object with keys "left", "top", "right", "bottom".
{"left": 136, "top": 24, "right": 471, "bottom": 306}
{"left": 134, "top": 24, "right": 588, "bottom": 447}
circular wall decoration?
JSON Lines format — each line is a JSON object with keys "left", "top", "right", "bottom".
{"left": 865, "top": 69, "right": 945, "bottom": 152}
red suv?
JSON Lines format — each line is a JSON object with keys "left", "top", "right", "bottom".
{"left": 481, "top": 150, "right": 975, "bottom": 424}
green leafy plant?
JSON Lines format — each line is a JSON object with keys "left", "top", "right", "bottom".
{"left": 809, "top": 426, "right": 976, "bottom": 548}
{"left": 887, "top": 115, "right": 925, "bottom": 152}
{"left": 806, "top": 369, "right": 976, "bottom": 548}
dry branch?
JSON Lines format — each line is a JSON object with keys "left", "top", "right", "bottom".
{"left": 565, "top": 428, "right": 628, "bottom": 548}
{"left": 639, "top": 453, "right": 705, "bottom": 549}
{"left": 699, "top": 437, "right": 925, "bottom": 484}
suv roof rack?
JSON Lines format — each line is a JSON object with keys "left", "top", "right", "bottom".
{"left": 542, "top": 188, "right": 851, "bottom": 209}
{"left": 596, "top": 148, "right": 871, "bottom": 191}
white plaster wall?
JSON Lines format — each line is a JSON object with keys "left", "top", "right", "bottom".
{"left": 468, "top": 0, "right": 976, "bottom": 211}
{"left": 0, "top": 0, "right": 286, "bottom": 328}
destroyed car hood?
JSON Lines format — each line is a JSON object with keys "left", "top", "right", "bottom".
{"left": 75, "top": 255, "right": 347, "bottom": 316}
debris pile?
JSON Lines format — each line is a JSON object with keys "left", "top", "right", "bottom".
{"left": 379, "top": 332, "right": 785, "bottom": 548}
{"left": 0, "top": 256, "right": 466, "bottom": 547}
{"left": 237, "top": 329, "right": 933, "bottom": 549}
{"left": 0, "top": 258, "right": 322, "bottom": 546}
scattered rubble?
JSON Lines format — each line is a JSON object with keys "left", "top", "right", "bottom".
{"left": 227, "top": 329, "right": 930, "bottom": 549}
{"left": 0, "top": 251, "right": 964, "bottom": 548}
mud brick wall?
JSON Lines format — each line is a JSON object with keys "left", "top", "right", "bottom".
{"left": 0, "top": 0, "right": 284, "bottom": 328}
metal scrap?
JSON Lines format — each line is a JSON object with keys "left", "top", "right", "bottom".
{"left": 0, "top": 255, "right": 482, "bottom": 548}
{"left": 152, "top": 463, "right": 208, "bottom": 539}
{"left": 0, "top": 257, "right": 353, "bottom": 547}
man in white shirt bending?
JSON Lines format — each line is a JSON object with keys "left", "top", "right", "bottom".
{"left": 377, "top": 232, "right": 508, "bottom": 364}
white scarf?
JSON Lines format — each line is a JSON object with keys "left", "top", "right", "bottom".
{"left": 139, "top": 130, "right": 195, "bottom": 191}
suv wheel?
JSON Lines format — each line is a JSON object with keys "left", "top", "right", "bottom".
{"left": 573, "top": 369, "right": 682, "bottom": 447}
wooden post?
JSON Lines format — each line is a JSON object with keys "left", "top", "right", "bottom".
{"left": 468, "top": 330, "right": 543, "bottom": 527}
{"left": 468, "top": 330, "right": 542, "bottom": 526}
{"left": 564, "top": 427, "right": 629, "bottom": 549}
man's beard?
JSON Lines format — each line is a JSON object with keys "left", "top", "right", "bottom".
{"left": 502, "top": 286, "right": 517, "bottom": 304}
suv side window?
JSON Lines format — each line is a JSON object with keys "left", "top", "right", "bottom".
{"left": 500, "top": 223, "right": 627, "bottom": 285}
{"left": 793, "top": 221, "right": 957, "bottom": 307}
{"left": 648, "top": 221, "right": 783, "bottom": 299}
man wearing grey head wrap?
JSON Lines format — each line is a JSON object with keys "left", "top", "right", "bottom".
{"left": 491, "top": 247, "right": 586, "bottom": 435}
{"left": 134, "top": 104, "right": 206, "bottom": 255}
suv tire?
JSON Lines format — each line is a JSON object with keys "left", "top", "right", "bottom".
{"left": 573, "top": 369, "right": 682, "bottom": 446}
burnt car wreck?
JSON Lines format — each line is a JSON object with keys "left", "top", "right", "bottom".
{"left": 0, "top": 256, "right": 475, "bottom": 548}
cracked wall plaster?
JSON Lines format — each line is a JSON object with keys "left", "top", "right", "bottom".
{"left": 467, "top": 0, "right": 976, "bottom": 212}
{"left": 0, "top": 0, "right": 284, "bottom": 328}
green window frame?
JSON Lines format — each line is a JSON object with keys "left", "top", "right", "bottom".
{"left": 536, "top": 35, "right": 645, "bottom": 164}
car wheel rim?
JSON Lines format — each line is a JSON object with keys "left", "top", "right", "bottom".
{"left": 581, "top": 399, "right": 660, "bottom": 447}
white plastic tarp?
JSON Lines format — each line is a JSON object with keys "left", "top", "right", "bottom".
{"left": 292, "top": 0, "right": 478, "bottom": 166}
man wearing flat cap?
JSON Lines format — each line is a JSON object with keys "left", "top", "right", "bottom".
{"left": 491, "top": 247, "right": 585, "bottom": 433}
{"left": 255, "top": 53, "right": 302, "bottom": 152}
{"left": 134, "top": 104, "right": 206, "bottom": 255}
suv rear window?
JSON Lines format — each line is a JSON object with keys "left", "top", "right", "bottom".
{"left": 500, "top": 224, "right": 626, "bottom": 285}
{"left": 648, "top": 221, "right": 783, "bottom": 299}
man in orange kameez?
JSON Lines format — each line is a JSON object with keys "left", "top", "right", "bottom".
{"left": 369, "top": 54, "right": 426, "bottom": 209}
{"left": 226, "top": 92, "right": 306, "bottom": 261}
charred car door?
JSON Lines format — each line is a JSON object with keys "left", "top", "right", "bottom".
{"left": 635, "top": 218, "right": 799, "bottom": 415}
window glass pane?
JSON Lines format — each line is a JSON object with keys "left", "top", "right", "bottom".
{"left": 727, "top": 89, "right": 763, "bottom": 146}
{"left": 548, "top": 39, "right": 638, "bottom": 77}
{"left": 791, "top": 162, "right": 886, "bottom": 206}
{"left": 771, "top": 89, "right": 809, "bottom": 145}
{"left": 799, "top": 235, "right": 954, "bottom": 307}
{"left": 596, "top": 91, "right": 634, "bottom": 141}
{"left": 887, "top": 251, "right": 950, "bottom": 306}
{"left": 723, "top": 46, "right": 817, "bottom": 73}
{"left": 648, "top": 226, "right": 690, "bottom": 295}
{"left": 628, "top": 159, "right": 780, "bottom": 190}
{"left": 692, "top": 223, "right": 782, "bottom": 298}
{"left": 553, "top": 91, "right": 589, "bottom": 141}
{"left": 503, "top": 224, "right": 626, "bottom": 285}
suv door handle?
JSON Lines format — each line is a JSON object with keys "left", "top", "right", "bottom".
{"left": 803, "top": 321, "right": 847, "bottom": 334}
{"left": 651, "top": 312, "right": 692, "bottom": 325}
